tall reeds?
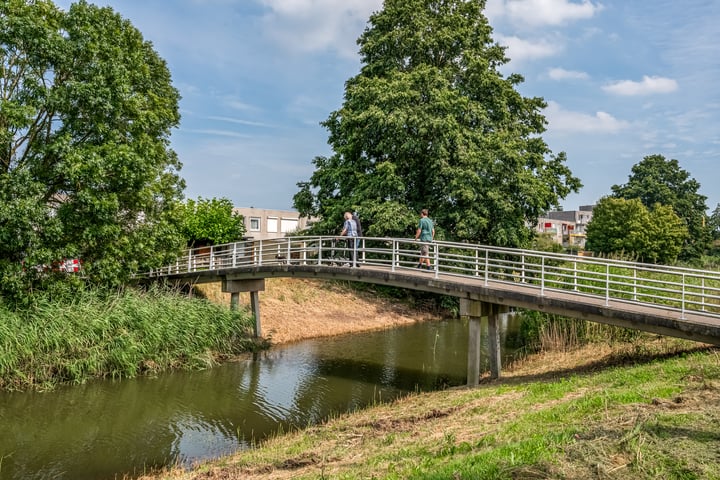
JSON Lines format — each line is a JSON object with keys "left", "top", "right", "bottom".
{"left": 0, "top": 285, "right": 257, "bottom": 391}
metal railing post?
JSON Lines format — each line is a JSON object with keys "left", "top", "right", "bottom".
{"left": 540, "top": 256, "right": 545, "bottom": 295}
{"left": 392, "top": 240, "right": 398, "bottom": 272}
{"left": 232, "top": 243, "right": 237, "bottom": 268}
{"left": 484, "top": 250, "right": 489, "bottom": 286}
{"left": 210, "top": 245, "right": 215, "bottom": 270}
{"left": 681, "top": 273, "right": 686, "bottom": 319}
{"left": 433, "top": 243, "right": 439, "bottom": 278}
{"left": 605, "top": 264, "right": 610, "bottom": 306}
{"left": 633, "top": 267, "right": 637, "bottom": 301}
{"left": 573, "top": 261, "right": 577, "bottom": 291}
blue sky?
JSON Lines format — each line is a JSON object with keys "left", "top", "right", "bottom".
{"left": 54, "top": 0, "right": 720, "bottom": 212}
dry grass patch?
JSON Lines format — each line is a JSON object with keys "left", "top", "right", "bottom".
{"left": 194, "top": 278, "right": 441, "bottom": 344}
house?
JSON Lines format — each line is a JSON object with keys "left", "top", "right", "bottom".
{"left": 536, "top": 205, "right": 594, "bottom": 249}
{"left": 233, "top": 207, "right": 312, "bottom": 241}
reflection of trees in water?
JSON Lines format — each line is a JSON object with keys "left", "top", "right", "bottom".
{"left": 1, "top": 318, "right": 525, "bottom": 479}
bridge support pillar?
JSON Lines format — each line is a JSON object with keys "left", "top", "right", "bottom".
{"left": 460, "top": 299, "right": 508, "bottom": 385}
{"left": 222, "top": 278, "right": 265, "bottom": 338}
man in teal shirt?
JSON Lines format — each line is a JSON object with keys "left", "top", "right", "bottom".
{"left": 414, "top": 209, "right": 435, "bottom": 269}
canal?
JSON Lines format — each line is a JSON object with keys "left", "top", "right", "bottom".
{"left": 0, "top": 315, "right": 524, "bottom": 479}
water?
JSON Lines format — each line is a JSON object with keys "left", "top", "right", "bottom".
{"left": 0, "top": 317, "right": 522, "bottom": 480}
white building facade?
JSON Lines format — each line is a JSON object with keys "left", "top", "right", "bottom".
{"left": 233, "top": 207, "right": 311, "bottom": 241}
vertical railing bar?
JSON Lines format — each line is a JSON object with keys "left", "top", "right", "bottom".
{"left": 392, "top": 240, "right": 398, "bottom": 272}
{"left": 681, "top": 273, "right": 686, "bottom": 319}
{"left": 605, "top": 263, "right": 610, "bottom": 306}
{"left": 484, "top": 250, "right": 489, "bottom": 286}
{"left": 573, "top": 261, "right": 577, "bottom": 291}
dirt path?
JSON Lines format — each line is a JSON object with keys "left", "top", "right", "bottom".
{"left": 196, "top": 277, "right": 442, "bottom": 344}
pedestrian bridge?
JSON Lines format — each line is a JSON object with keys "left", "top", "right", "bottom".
{"left": 142, "top": 236, "right": 720, "bottom": 383}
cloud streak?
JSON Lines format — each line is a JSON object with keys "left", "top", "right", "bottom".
{"left": 545, "top": 101, "right": 631, "bottom": 133}
{"left": 602, "top": 76, "right": 679, "bottom": 96}
{"left": 488, "top": 0, "right": 603, "bottom": 26}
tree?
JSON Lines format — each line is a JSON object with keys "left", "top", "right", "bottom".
{"left": 179, "top": 197, "right": 245, "bottom": 247}
{"left": 293, "top": 0, "right": 581, "bottom": 246}
{"left": 0, "top": 0, "right": 185, "bottom": 292}
{"left": 586, "top": 197, "right": 687, "bottom": 264}
{"left": 611, "top": 154, "right": 709, "bottom": 259}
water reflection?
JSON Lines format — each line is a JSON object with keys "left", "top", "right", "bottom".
{"left": 0, "top": 316, "right": 521, "bottom": 480}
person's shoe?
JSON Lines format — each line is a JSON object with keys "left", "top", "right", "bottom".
{"left": 417, "top": 263, "right": 423, "bottom": 269}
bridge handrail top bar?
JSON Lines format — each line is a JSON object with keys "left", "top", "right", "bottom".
{"left": 183, "top": 235, "right": 720, "bottom": 279}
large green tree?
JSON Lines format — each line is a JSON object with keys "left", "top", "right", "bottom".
{"left": 611, "top": 154, "right": 709, "bottom": 259}
{"left": 0, "top": 0, "right": 185, "bottom": 292}
{"left": 293, "top": 0, "right": 580, "bottom": 245}
{"left": 586, "top": 197, "right": 688, "bottom": 264}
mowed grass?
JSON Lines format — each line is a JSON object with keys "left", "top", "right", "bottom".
{"left": 0, "top": 286, "right": 258, "bottom": 391}
{"left": 144, "top": 339, "right": 720, "bottom": 480}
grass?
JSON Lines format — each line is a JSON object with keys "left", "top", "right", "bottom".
{"left": 0, "top": 285, "right": 259, "bottom": 391}
{"left": 139, "top": 338, "right": 720, "bottom": 480}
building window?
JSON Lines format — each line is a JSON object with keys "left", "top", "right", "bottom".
{"left": 280, "top": 218, "right": 298, "bottom": 233}
{"left": 249, "top": 217, "right": 261, "bottom": 232}
{"left": 267, "top": 216, "right": 278, "bottom": 233}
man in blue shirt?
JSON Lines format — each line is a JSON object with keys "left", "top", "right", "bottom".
{"left": 340, "top": 211, "right": 359, "bottom": 266}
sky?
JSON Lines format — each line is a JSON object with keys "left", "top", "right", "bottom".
{"left": 53, "top": 0, "right": 720, "bottom": 213}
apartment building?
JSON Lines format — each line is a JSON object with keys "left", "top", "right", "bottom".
{"left": 233, "top": 207, "right": 311, "bottom": 241}
{"left": 536, "top": 205, "right": 594, "bottom": 249}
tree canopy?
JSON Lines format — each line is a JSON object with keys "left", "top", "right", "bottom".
{"left": 0, "top": 0, "right": 184, "bottom": 293}
{"left": 179, "top": 197, "right": 245, "bottom": 247}
{"left": 586, "top": 197, "right": 688, "bottom": 264}
{"left": 293, "top": 0, "right": 580, "bottom": 246}
{"left": 611, "top": 154, "right": 709, "bottom": 259}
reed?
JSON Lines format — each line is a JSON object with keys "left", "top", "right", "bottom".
{"left": 0, "top": 285, "right": 258, "bottom": 391}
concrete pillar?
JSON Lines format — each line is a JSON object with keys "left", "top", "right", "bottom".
{"left": 467, "top": 316, "right": 481, "bottom": 387}
{"left": 222, "top": 278, "right": 265, "bottom": 338}
{"left": 487, "top": 304, "right": 510, "bottom": 379}
{"left": 250, "top": 291, "right": 261, "bottom": 338}
{"left": 460, "top": 299, "right": 508, "bottom": 384}
{"left": 460, "top": 298, "right": 488, "bottom": 387}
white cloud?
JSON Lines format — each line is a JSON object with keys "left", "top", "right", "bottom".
{"left": 602, "top": 76, "right": 679, "bottom": 96}
{"left": 259, "top": 0, "right": 382, "bottom": 57}
{"left": 548, "top": 67, "right": 589, "bottom": 80}
{"left": 496, "top": 35, "right": 562, "bottom": 62}
{"left": 487, "top": 0, "right": 603, "bottom": 27}
{"left": 545, "top": 101, "right": 630, "bottom": 133}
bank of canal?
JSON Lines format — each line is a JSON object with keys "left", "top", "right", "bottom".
{"left": 0, "top": 316, "right": 524, "bottom": 480}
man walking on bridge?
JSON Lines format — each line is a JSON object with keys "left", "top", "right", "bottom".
{"left": 415, "top": 209, "right": 435, "bottom": 269}
{"left": 340, "top": 211, "right": 359, "bottom": 266}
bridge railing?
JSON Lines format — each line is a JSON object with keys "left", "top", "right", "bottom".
{"left": 146, "top": 236, "right": 720, "bottom": 319}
